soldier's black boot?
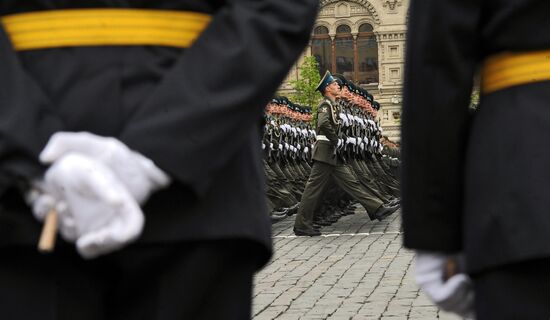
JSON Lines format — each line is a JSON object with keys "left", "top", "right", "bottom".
{"left": 293, "top": 227, "right": 321, "bottom": 236}
{"left": 373, "top": 203, "right": 400, "bottom": 221}
{"left": 285, "top": 203, "right": 299, "bottom": 216}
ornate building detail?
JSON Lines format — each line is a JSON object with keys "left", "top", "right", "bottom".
{"left": 335, "top": 2, "right": 351, "bottom": 17}
{"left": 378, "top": 32, "right": 406, "bottom": 42}
{"left": 383, "top": 0, "right": 403, "bottom": 10}
{"left": 319, "top": 0, "right": 381, "bottom": 25}
{"left": 350, "top": 4, "right": 369, "bottom": 15}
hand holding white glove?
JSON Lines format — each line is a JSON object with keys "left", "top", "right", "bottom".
{"left": 415, "top": 251, "right": 475, "bottom": 319}
{"left": 36, "top": 153, "right": 145, "bottom": 259}
{"left": 40, "top": 132, "right": 170, "bottom": 204}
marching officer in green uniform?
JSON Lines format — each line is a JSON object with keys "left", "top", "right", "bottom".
{"left": 293, "top": 71, "right": 399, "bottom": 236}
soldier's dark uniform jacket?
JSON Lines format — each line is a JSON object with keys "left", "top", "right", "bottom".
{"left": 0, "top": 0, "right": 317, "bottom": 255}
{"left": 312, "top": 98, "right": 339, "bottom": 166}
{"left": 402, "top": 0, "right": 550, "bottom": 275}
{"left": 0, "top": 1, "right": 318, "bottom": 317}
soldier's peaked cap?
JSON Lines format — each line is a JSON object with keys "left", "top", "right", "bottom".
{"left": 316, "top": 70, "right": 337, "bottom": 92}
{"left": 366, "top": 94, "right": 374, "bottom": 102}
{"left": 332, "top": 73, "right": 348, "bottom": 86}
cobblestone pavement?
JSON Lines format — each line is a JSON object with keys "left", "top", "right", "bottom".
{"left": 252, "top": 207, "right": 462, "bottom": 320}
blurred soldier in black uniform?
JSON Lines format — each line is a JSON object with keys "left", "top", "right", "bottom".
{"left": 293, "top": 71, "right": 399, "bottom": 236}
{"left": 402, "top": 0, "right": 550, "bottom": 318}
{"left": 0, "top": 0, "right": 318, "bottom": 319}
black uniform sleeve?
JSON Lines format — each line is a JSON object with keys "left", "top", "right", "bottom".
{"left": 118, "top": 0, "right": 319, "bottom": 197}
{"left": 0, "top": 24, "right": 65, "bottom": 187}
{"left": 317, "top": 102, "right": 339, "bottom": 144}
{"left": 401, "top": 0, "right": 481, "bottom": 252}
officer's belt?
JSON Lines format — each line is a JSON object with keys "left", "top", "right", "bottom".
{"left": 482, "top": 50, "right": 550, "bottom": 94}
{"left": 1, "top": 9, "right": 212, "bottom": 51}
{"left": 316, "top": 135, "right": 330, "bottom": 142}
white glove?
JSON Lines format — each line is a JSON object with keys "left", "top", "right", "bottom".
{"left": 40, "top": 132, "right": 170, "bottom": 204}
{"left": 26, "top": 180, "right": 57, "bottom": 222}
{"left": 339, "top": 113, "right": 347, "bottom": 122}
{"left": 38, "top": 153, "right": 144, "bottom": 259}
{"left": 415, "top": 252, "right": 475, "bottom": 318}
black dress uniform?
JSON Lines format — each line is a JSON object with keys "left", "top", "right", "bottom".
{"left": 0, "top": 1, "right": 318, "bottom": 319}
{"left": 402, "top": 0, "right": 550, "bottom": 318}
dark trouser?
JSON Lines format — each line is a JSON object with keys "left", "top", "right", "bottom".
{"left": 473, "top": 258, "right": 550, "bottom": 319}
{"left": 294, "top": 161, "right": 383, "bottom": 231}
{"left": 0, "top": 239, "right": 261, "bottom": 320}
{"left": 349, "top": 159, "right": 390, "bottom": 202}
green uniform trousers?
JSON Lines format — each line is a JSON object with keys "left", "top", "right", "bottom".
{"left": 294, "top": 161, "right": 383, "bottom": 231}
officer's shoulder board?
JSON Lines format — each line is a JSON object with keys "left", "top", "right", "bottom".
{"left": 318, "top": 100, "right": 332, "bottom": 114}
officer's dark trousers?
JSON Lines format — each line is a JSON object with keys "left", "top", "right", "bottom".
{"left": 0, "top": 239, "right": 261, "bottom": 320}
{"left": 473, "top": 258, "right": 550, "bottom": 319}
{"left": 294, "top": 161, "right": 383, "bottom": 231}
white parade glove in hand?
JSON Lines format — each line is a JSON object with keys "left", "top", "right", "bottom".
{"left": 26, "top": 180, "right": 58, "bottom": 222}
{"left": 415, "top": 251, "right": 475, "bottom": 319}
{"left": 40, "top": 132, "right": 170, "bottom": 204}
{"left": 41, "top": 153, "right": 144, "bottom": 259}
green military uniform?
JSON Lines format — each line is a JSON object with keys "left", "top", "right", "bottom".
{"left": 293, "top": 97, "right": 387, "bottom": 234}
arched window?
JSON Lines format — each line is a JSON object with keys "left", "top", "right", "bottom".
{"left": 313, "top": 26, "right": 329, "bottom": 35}
{"left": 335, "top": 24, "right": 353, "bottom": 79}
{"left": 359, "top": 23, "right": 374, "bottom": 33}
{"left": 336, "top": 24, "right": 351, "bottom": 34}
{"left": 357, "top": 23, "right": 379, "bottom": 84}
{"left": 311, "top": 25, "right": 332, "bottom": 76}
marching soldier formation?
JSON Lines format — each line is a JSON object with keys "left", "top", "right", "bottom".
{"left": 263, "top": 72, "right": 400, "bottom": 236}
{"left": 263, "top": 97, "right": 314, "bottom": 220}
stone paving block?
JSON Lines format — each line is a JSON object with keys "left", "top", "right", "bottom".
{"left": 254, "top": 306, "right": 287, "bottom": 320}
{"left": 408, "top": 306, "right": 439, "bottom": 319}
{"left": 327, "top": 314, "right": 354, "bottom": 320}
{"left": 276, "top": 313, "right": 302, "bottom": 320}
{"left": 382, "top": 305, "right": 411, "bottom": 317}
{"left": 270, "top": 288, "right": 304, "bottom": 307}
